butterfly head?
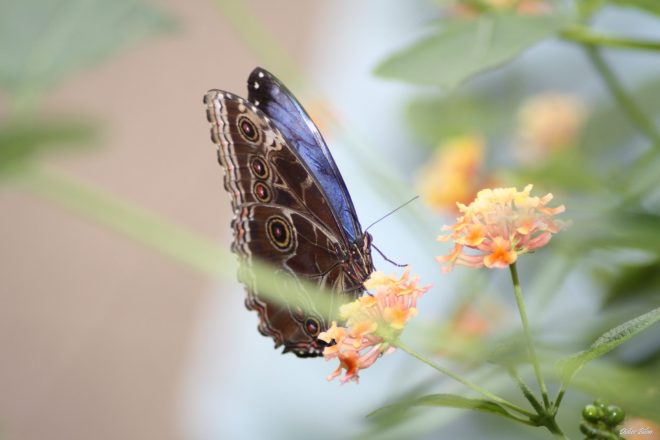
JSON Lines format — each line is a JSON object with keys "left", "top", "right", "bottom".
{"left": 345, "top": 233, "right": 374, "bottom": 289}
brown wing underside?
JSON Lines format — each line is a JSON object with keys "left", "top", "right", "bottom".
{"left": 204, "top": 90, "right": 359, "bottom": 357}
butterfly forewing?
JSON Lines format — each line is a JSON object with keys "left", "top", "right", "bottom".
{"left": 247, "top": 68, "right": 362, "bottom": 243}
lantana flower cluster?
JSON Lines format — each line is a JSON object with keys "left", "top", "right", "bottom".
{"left": 516, "top": 93, "right": 587, "bottom": 163}
{"left": 417, "top": 134, "right": 489, "bottom": 213}
{"left": 437, "top": 184, "right": 567, "bottom": 271}
{"left": 319, "top": 269, "right": 430, "bottom": 384}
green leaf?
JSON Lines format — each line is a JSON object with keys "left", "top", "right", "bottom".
{"left": 374, "top": 13, "right": 571, "bottom": 89}
{"left": 368, "top": 393, "right": 520, "bottom": 423}
{"left": 0, "top": 119, "right": 98, "bottom": 175}
{"left": 0, "top": 0, "right": 175, "bottom": 99}
{"left": 557, "top": 307, "right": 660, "bottom": 386}
{"left": 607, "top": 0, "right": 660, "bottom": 17}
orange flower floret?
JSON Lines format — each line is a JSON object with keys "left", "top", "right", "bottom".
{"left": 437, "top": 184, "right": 567, "bottom": 271}
{"left": 416, "top": 135, "right": 486, "bottom": 213}
{"left": 515, "top": 93, "right": 586, "bottom": 164}
{"left": 483, "top": 236, "right": 517, "bottom": 268}
{"left": 319, "top": 268, "right": 430, "bottom": 384}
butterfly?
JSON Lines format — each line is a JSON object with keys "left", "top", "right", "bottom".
{"left": 204, "top": 67, "right": 374, "bottom": 357}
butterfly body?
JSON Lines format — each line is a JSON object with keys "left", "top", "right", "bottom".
{"left": 204, "top": 68, "right": 373, "bottom": 357}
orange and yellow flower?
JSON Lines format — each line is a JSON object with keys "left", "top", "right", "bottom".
{"left": 417, "top": 134, "right": 489, "bottom": 213}
{"left": 515, "top": 93, "right": 587, "bottom": 164}
{"left": 437, "top": 184, "right": 567, "bottom": 271}
{"left": 319, "top": 269, "right": 430, "bottom": 384}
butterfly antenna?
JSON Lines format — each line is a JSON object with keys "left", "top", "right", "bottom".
{"left": 372, "top": 243, "right": 407, "bottom": 267}
{"left": 364, "top": 196, "right": 419, "bottom": 267}
{"left": 364, "top": 195, "right": 419, "bottom": 233}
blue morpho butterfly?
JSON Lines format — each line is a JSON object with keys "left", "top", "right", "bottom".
{"left": 204, "top": 68, "right": 374, "bottom": 357}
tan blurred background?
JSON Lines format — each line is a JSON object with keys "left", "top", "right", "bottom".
{"left": 0, "top": 1, "right": 321, "bottom": 438}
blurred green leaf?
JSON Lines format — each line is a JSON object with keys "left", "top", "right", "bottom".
{"left": 362, "top": 381, "right": 436, "bottom": 433}
{"left": 0, "top": 119, "right": 98, "bottom": 174}
{"left": 607, "top": 0, "right": 660, "bottom": 16}
{"left": 603, "top": 259, "right": 660, "bottom": 306}
{"left": 368, "top": 393, "right": 523, "bottom": 424}
{"left": 374, "top": 13, "right": 571, "bottom": 89}
{"left": 0, "top": 0, "right": 175, "bottom": 103}
{"left": 556, "top": 307, "right": 660, "bottom": 386}
{"left": 571, "top": 212, "right": 660, "bottom": 255}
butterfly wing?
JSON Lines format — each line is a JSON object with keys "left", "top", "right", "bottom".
{"left": 247, "top": 67, "right": 362, "bottom": 244}
{"left": 204, "top": 89, "right": 363, "bottom": 357}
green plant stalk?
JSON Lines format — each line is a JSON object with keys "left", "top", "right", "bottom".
{"left": 509, "top": 262, "right": 550, "bottom": 409}
{"left": 582, "top": 45, "right": 660, "bottom": 147}
{"left": 561, "top": 26, "right": 660, "bottom": 53}
{"left": 15, "top": 164, "right": 228, "bottom": 276}
{"left": 395, "top": 339, "right": 536, "bottom": 419}
{"left": 553, "top": 389, "right": 566, "bottom": 411}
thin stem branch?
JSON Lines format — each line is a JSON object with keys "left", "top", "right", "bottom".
{"left": 395, "top": 339, "right": 536, "bottom": 418}
{"left": 562, "top": 26, "right": 660, "bottom": 52}
{"left": 553, "top": 389, "right": 566, "bottom": 413}
{"left": 509, "top": 263, "right": 550, "bottom": 409}
{"left": 507, "top": 367, "right": 545, "bottom": 415}
{"left": 583, "top": 45, "right": 660, "bottom": 147}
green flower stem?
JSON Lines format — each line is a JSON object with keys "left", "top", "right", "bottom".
{"left": 561, "top": 26, "right": 660, "bottom": 53}
{"left": 509, "top": 262, "right": 550, "bottom": 409}
{"left": 582, "top": 45, "right": 660, "bottom": 147}
{"left": 394, "top": 339, "right": 536, "bottom": 419}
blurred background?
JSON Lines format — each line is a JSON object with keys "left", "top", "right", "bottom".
{"left": 1, "top": 0, "right": 658, "bottom": 439}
